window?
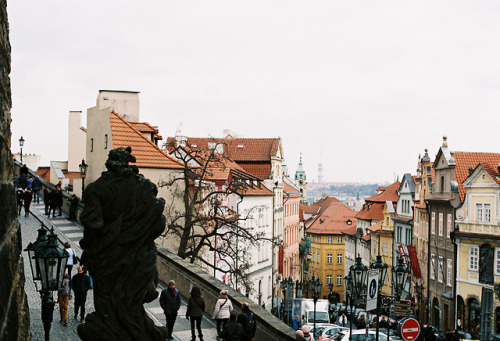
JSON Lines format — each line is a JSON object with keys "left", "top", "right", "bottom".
{"left": 430, "top": 254, "right": 435, "bottom": 280}
{"left": 469, "top": 246, "right": 478, "bottom": 270}
{"left": 317, "top": 253, "right": 320, "bottom": 264}
{"left": 338, "top": 236, "right": 343, "bottom": 244}
{"left": 397, "top": 226, "right": 402, "bottom": 243}
{"left": 447, "top": 213, "right": 452, "bottom": 238}
{"left": 496, "top": 249, "right": 500, "bottom": 275}
{"left": 104, "top": 134, "right": 108, "bottom": 149}
{"left": 327, "top": 236, "right": 333, "bottom": 244}
{"left": 476, "top": 203, "right": 492, "bottom": 222}
{"left": 406, "top": 229, "right": 412, "bottom": 245}
{"left": 447, "top": 259, "right": 452, "bottom": 286}
{"left": 337, "top": 254, "right": 343, "bottom": 264}
{"left": 440, "top": 175, "right": 445, "bottom": 192}
{"left": 90, "top": 138, "right": 94, "bottom": 152}
{"left": 438, "top": 256, "right": 443, "bottom": 283}
{"left": 426, "top": 166, "right": 431, "bottom": 174}
{"left": 326, "top": 275, "right": 332, "bottom": 285}
{"left": 438, "top": 213, "right": 443, "bottom": 237}
{"left": 431, "top": 212, "right": 436, "bottom": 235}
{"left": 382, "top": 242, "right": 388, "bottom": 255}
{"left": 327, "top": 254, "right": 333, "bottom": 264}
{"left": 336, "top": 275, "right": 342, "bottom": 286}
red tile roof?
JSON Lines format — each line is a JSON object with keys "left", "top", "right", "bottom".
{"left": 361, "top": 235, "right": 371, "bottom": 241}
{"left": 36, "top": 167, "right": 50, "bottom": 182}
{"left": 454, "top": 152, "right": 500, "bottom": 201}
{"left": 283, "top": 183, "right": 301, "bottom": 197}
{"left": 109, "top": 112, "right": 184, "bottom": 169}
{"left": 302, "top": 205, "right": 320, "bottom": 214}
{"left": 314, "top": 196, "right": 340, "bottom": 214}
{"left": 365, "top": 181, "right": 400, "bottom": 203}
{"left": 355, "top": 202, "right": 384, "bottom": 221}
{"left": 307, "top": 202, "right": 357, "bottom": 235}
{"left": 367, "top": 221, "right": 382, "bottom": 232}
{"left": 165, "top": 137, "right": 281, "bottom": 163}
{"left": 238, "top": 163, "right": 271, "bottom": 179}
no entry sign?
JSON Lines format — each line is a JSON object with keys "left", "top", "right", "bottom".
{"left": 401, "top": 318, "right": 420, "bottom": 341}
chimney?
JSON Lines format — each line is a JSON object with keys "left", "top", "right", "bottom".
{"left": 442, "top": 136, "right": 448, "bottom": 147}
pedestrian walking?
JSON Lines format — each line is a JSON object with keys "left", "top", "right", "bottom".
{"left": 58, "top": 271, "right": 71, "bottom": 326}
{"left": 32, "top": 176, "right": 42, "bottom": 203}
{"left": 16, "top": 187, "right": 24, "bottom": 216}
{"left": 68, "top": 194, "right": 79, "bottom": 221}
{"left": 237, "top": 302, "right": 256, "bottom": 341}
{"left": 55, "top": 186, "right": 63, "bottom": 216}
{"left": 64, "top": 242, "right": 77, "bottom": 277}
{"left": 212, "top": 290, "right": 233, "bottom": 339}
{"left": 295, "top": 330, "right": 306, "bottom": 341}
{"left": 220, "top": 311, "right": 244, "bottom": 341}
{"left": 186, "top": 286, "right": 205, "bottom": 341}
{"left": 160, "top": 280, "right": 181, "bottom": 340}
{"left": 339, "top": 312, "right": 348, "bottom": 327}
{"left": 23, "top": 188, "right": 32, "bottom": 217}
{"left": 43, "top": 186, "right": 50, "bottom": 215}
{"left": 302, "top": 326, "right": 313, "bottom": 341}
{"left": 292, "top": 315, "right": 300, "bottom": 330}
{"left": 48, "top": 188, "right": 58, "bottom": 217}
{"left": 72, "top": 266, "right": 91, "bottom": 323}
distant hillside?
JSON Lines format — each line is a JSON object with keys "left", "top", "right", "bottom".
{"left": 307, "top": 182, "right": 389, "bottom": 201}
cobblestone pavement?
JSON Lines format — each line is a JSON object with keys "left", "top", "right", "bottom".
{"left": 22, "top": 202, "right": 219, "bottom": 340}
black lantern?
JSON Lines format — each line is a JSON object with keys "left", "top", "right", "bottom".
{"left": 25, "top": 227, "right": 48, "bottom": 282}
{"left": 79, "top": 159, "right": 88, "bottom": 199}
{"left": 36, "top": 230, "right": 69, "bottom": 291}
{"left": 391, "top": 257, "right": 410, "bottom": 299}
{"left": 370, "top": 254, "right": 388, "bottom": 289}
{"left": 350, "top": 255, "right": 368, "bottom": 295}
{"left": 19, "top": 136, "right": 25, "bottom": 163}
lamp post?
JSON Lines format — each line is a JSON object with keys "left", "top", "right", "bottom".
{"left": 25, "top": 227, "right": 69, "bottom": 341}
{"left": 296, "top": 280, "right": 303, "bottom": 298}
{"left": 309, "top": 275, "right": 323, "bottom": 338}
{"left": 281, "top": 277, "right": 288, "bottom": 324}
{"left": 19, "top": 136, "right": 25, "bottom": 163}
{"left": 349, "top": 256, "right": 368, "bottom": 340}
{"left": 415, "top": 282, "right": 424, "bottom": 322}
{"left": 79, "top": 159, "right": 88, "bottom": 200}
{"left": 370, "top": 254, "right": 388, "bottom": 341}
{"left": 392, "top": 257, "right": 410, "bottom": 300}
{"left": 287, "top": 277, "right": 295, "bottom": 326}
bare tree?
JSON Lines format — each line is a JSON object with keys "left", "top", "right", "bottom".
{"left": 160, "top": 140, "right": 272, "bottom": 290}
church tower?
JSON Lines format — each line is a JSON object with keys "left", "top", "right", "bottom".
{"left": 295, "top": 153, "right": 308, "bottom": 204}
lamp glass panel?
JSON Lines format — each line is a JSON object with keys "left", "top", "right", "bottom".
{"left": 36, "top": 256, "right": 47, "bottom": 291}
{"left": 27, "top": 247, "right": 40, "bottom": 280}
{"left": 47, "top": 258, "right": 59, "bottom": 290}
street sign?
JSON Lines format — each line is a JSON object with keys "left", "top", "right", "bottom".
{"left": 400, "top": 318, "right": 420, "bottom": 341}
{"left": 391, "top": 299, "right": 411, "bottom": 318}
{"left": 366, "top": 269, "right": 379, "bottom": 311}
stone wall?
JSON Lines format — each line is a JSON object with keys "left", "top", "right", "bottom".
{"left": 0, "top": 0, "right": 31, "bottom": 339}
{"left": 156, "top": 247, "right": 296, "bottom": 341}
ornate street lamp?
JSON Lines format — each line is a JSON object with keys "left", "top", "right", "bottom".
{"left": 79, "top": 159, "right": 88, "bottom": 199}
{"left": 287, "top": 277, "right": 295, "bottom": 326}
{"left": 281, "top": 277, "right": 288, "bottom": 323}
{"left": 26, "top": 228, "right": 69, "bottom": 340}
{"left": 296, "top": 280, "right": 303, "bottom": 298}
{"left": 370, "top": 254, "right": 389, "bottom": 341}
{"left": 309, "top": 275, "right": 323, "bottom": 337}
{"left": 392, "top": 257, "right": 410, "bottom": 300}
{"left": 19, "top": 136, "right": 25, "bottom": 163}
{"left": 350, "top": 255, "right": 368, "bottom": 297}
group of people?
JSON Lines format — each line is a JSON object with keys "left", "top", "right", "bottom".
{"left": 57, "top": 242, "right": 92, "bottom": 326}
{"left": 14, "top": 166, "right": 42, "bottom": 217}
{"left": 159, "top": 282, "right": 257, "bottom": 341}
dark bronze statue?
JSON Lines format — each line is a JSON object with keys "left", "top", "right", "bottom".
{"left": 479, "top": 243, "right": 494, "bottom": 285}
{"left": 78, "top": 147, "right": 167, "bottom": 340}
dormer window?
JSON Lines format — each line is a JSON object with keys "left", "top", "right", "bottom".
{"left": 347, "top": 219, "right": 352, "bottom": 225}
{"left": 237, "top": 144, "right": 244, "bottom": 149}
{"left": 192, "top": 144, "right": 197, "bottom": 148}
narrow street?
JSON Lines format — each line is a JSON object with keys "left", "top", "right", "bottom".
{"left": 21, "top": 202, "right": 219, "bottom": 340}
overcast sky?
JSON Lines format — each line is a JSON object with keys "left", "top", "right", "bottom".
{"left": 8, "top": 1, "right": 500, "bottom": 183}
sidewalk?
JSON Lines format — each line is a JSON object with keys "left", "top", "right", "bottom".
{"left": 22, "top": 202, "right": 219, "bottom": 340}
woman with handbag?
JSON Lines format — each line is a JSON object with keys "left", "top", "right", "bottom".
{"left": 64, "top": 242, "right": 78, "bottom": 276}
{"left": 186, "top": 286, "right": 205, "bottom": 341}
{"left": 212, "top": 290, "right": 233, "bottom": 340}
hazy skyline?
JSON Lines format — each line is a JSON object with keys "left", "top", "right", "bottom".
{"left": 8, "top": 1, "right": 500, "bottom": 182}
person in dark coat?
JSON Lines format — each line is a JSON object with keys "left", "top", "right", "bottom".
{"left": 55, "top": 186, "right": 63, "bottom": 216}
{"left": 72, "top": 266, "right": 91, "bottom": 323}
{"left": 16, "top": 188, "right": 24, "bottom": 216}
{"left": 68, "top": 194, "right": 79, "bottom": 221}
{"left": 237, "top": 302, "right": 256, "bottom": 341}
{"left": 186, "top": 286, "right": 205, "bottom": 341}
{"left": 23, "top": 188, "right": 32, "bottom": 217}
{"left": 48, "top": 188, "right": 58, "bottom": 217}
{"left": 32, "top": 177, "right": 42, "bottom": 203}
{"left": 43, "top": 186, "right": 50, "bottom": 215}
{"left": 160, "top": 280, "right": 181, "bottom": 340}
{"left": 220, "top": 311, "right": 244, "bottom": 341}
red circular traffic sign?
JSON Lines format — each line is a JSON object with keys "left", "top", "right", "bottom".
{"left": 401, "top": 318, "right": 420, "bottom": 341}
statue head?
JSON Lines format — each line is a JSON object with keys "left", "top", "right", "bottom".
{"left": 104, "top": 147, "right": 138, "bottom": 177}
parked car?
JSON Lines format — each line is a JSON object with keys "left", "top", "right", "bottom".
{"left": 315, "top": 325, "right": 348, "bottom": 340}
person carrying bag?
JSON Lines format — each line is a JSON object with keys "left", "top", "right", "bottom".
{"left": 212, "top": 290, "right": 233, "bottom": 340}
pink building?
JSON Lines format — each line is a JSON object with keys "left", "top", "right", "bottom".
{"left": 282, "top": 179, "right": 302, "bottom": 281}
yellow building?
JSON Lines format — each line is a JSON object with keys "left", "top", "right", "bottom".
{"left": 306, "top": 200, "right": 357, "bottom": 302}
{"left": 454, "top": 154, "right": 500, "bottom": 334}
